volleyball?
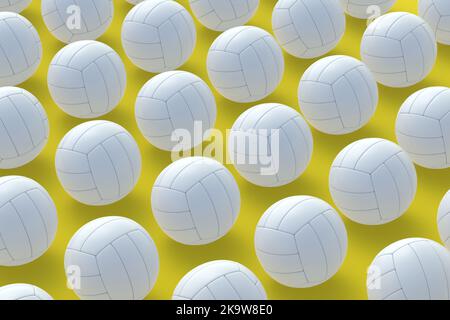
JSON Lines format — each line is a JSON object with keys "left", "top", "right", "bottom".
{"left": 55, "top": 121, "right": 141, "bottom": 206}
{"left": 0, "top": 12, "right": 41, "bottom": 86}
{"left": 229, "top": 103, "right": 313, "bottom": 187}
{"left": 419, "top": 0, "right": 450, "bottom": 45}
{"left": 48, "top": 41, "right": 126, "bottom": 119}
{"left": 329, "top": 138, "right": 417, "bottom": 225}
{"left": 272, "top": 0, "right": 346, "bottom": 59}
{"left": 207, "top": 26, "right": 284, "bottom": 103}
{"left": 0, "top": 176, "right": 57, "bottom": 267}
{"left": 299, "top": 55, "right": 378, "bottom": 134}
{"left": 361, "top": 12, "right": 437, "bottom": 87}
{"left": 255, "top": 196, "right": 348, "bottom": 288}
{"left": 135, "top": 71, "right": 216, "bottom": 151}
{"left": 41, "top": 0, "right": 113, "bottom": 43}
{"left": 121, "top": 0, "right": 196, "bottom": 73}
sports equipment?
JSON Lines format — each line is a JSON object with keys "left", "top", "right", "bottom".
{"left": 0, "top": 284, "right": 52, "bottom": 300}
{"left": 121, "top": 0, "right": 196, "bottom": 73}
{"left": 396, "top": 87, "right": 450, "bottom": 169}
{"left": 189, "top": 0, "right": 259, "bottom": 31}
{"left": 340, "top": 0, "right": 396, "bottom": 19}
{"left": 367, "top": 238, "right": 450, "bottom": 300}
{"left": 135, "top": 71, "right": 216, "bottom": 151}
{"left": 207, "top": 26, "right": 284, "bottom": 103}
{"left": 48, "top": 41, "right": 126, "bottom": 119}
{"left": 361, "top": 12, "right": 437, "bottom": 87}
{"left": 0, "top": 176, "right": 57, "bottom": 266}
{"left": 64, "top": 216, "right": 159, "bottom": 300}
{"left": 55, "top": 121, "right": 141, "bottom": 206}
{"left": 419, "top": 0, "right": 450, "bottom": 45}
{"left": 255, "top": 196, "right": 348, "bottom": 288}
{"left": 329, "top": 138, "right": 417, "bottom": 225}
{"left": 0, "top": 87, "right": 49, "bottom": 169}
{"left": 152, "top": 157, "right": 240, "bottom": 245}
{"left": 438, "top": 190, "right": 450, "bottom": 249}
{"left": 0, "top": 0, "right": 32, "bottom": 13}
{"left": 298, "top": 55, "right": 378, "bottom": 134}
{"left": 272, "top": 0, "right": 346, "bottom": 59}
{"left": 41, "top": 0, "right": 113, "bottom": 43}
{"left": 173, "top": 260, "right": 266, "bottom": 300}
{"left": 228, "top": 103, "right": 313, "bottom": 187}
{"left": 0, "top": 12, "right": 41, "bottom": 86}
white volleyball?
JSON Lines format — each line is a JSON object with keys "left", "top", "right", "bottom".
{"left": 65, "top": 216, "right": 159, "bottom": 300}
{"left": 272, "top": 0, "right": 346, "bottom": 59}
{"left": 438, "top": 190, "right": 450, "bottom": 249}
{"left": 329, "top": 138, "right": 417, "bottom": 225}
{"left": 48, "top": 41, "right": 126, "bottom": 119}
{"left": 0, "top": 176, "right": 57, "bottom": 266}
{"left": 0, "top": 284, "right": 52, "bottom": 300}
{"left": 0, "top": 12, "right": 41, "bottom": 86}
{"left": 255, "top": 196, "right": 348, "bottom": 288}
{"left": 55, "top": 121, "right": 141, "bottom": 206}
{"left": 367, "top": 238, "right": 450, "bottom": 300}
{"left": 207, "top": 26, "right": 284, "bottom": 103}
{"left": 298, "top": 55, "right": 378, "bottom": 134}
{"left": 41, "top": 0, "right": 113, "bottom": 44}
{"left": 361, "top": 12, "right": 437, "bottom": 87}
{"left": 0, "top": 0, "right": 32, "bottom": 13}
{"left": 396, "top": 87, "right": 450, "bottom": 169}
{"left": 0, "top": 87, "right": 49, "bottom": 169}
{"left": 121, "top": 0, "right": 196, "bottom": 73}
{"left": 419, "top": 0, "right": 450, "bottom": 45}
{"left": 189, "top": 0, "right": 259, "bottom": 31}
{"left": 135, "top": 71, "right": 216, "bottom": 151}
{"left": 340, "top": 0, "right": 396, "bottom": 19}
{"left": 152, "top": 157, "right": 240, "bottom": 245}
{"left": 228, "top": 103, "right": 313, "bottom": 187}
{"left": 173, "top": 260, "right": 266, "bottom": 300}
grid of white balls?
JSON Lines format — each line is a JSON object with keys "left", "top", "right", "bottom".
{"left": 0, "top": 0, "right": 449, "bottom": 302}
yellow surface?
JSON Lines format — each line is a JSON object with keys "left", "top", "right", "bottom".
{"left": 0, "top": 0, "right": 449, "bottom": 300}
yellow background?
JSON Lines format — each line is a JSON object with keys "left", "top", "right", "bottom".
{"left": 0, "top": 0, "right": 449, "bottom": 300}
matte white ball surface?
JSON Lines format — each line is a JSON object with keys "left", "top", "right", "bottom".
{"left": 121, "top": 0, "right": 196, "bottom": 73}
{"left": 0, "top": 176, "right": 57, "bottom": 266}
{"left": 361, "top": 12, "right": 437, "bottom": 87}
{"left": 152, "top": 157, "right": 240, "bottom": 245}
{"left": 340, "top": 0, "right": 396, "bottom": 19}
{"left": 438, "top": 190, "right": 450, "bottom": 249}
{"left": 0, "top": 0, "right": 32, "bottom": 13}
{"left": 41, "top": 0, "right": 113, "bottom": 44}
{"left": 272, "top": 0, "right": 346, "bottom": 59}
{"left": 0, "top": 12, "right": 42, "bottom": 86}
{"left": 0, "top": 284, "right": 52, "bottom": 300}
{"left": 255, "top": 196, "right": 348, "bottom": 288}
{"left": 419, "top": 0, "right": 450, "bottom": 45}
{"left": 396, "top": 87, "right": 450, "bottom": 169}
{"left": 367, "top": 238, "right": 450, "bottom": 300}
{"left": 64, "top": 216, "right": 159, "bottom": 300}
{"left": 189, "top": 0, "right": 259, "bottom": 31}
{"left": 329, "top": 138, "right": 417, "bottom": 225}
{"left": 207, "top": 26, "right": 284, "bottom": 103}
{"left": 135, "top": 71, "right": 216, "bottom": 151}
{"left": 229, "top": 103, "right": 313, "bottom": 187}
{"left": 299, "top": 55, "right": 378, "bottom": 134}
{"left": 55, "top": 121, "right": 141, "bottom": 206}
{"left": 48, "top": 41, "right": 126, "bottom": 119}
{"left": 173, "top": 260, "right": 266, "bottom": 300}
{"left": 0, "top": 87, "right": 49, "bottom": 169}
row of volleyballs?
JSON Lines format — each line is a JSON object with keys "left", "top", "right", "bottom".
{"left": 1, "top": 172, "right": 450, "bottom": 300}
{"left": 1, "top": 0, "right": 450, "bottom": 89}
